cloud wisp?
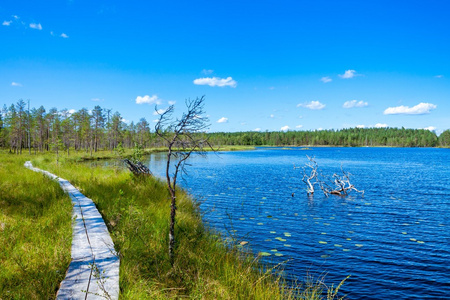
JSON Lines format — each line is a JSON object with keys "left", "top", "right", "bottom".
{"left": 201, "top": 69, "right": 214, "bottom": 75}
{"left": 11, "top": 82, "right": 22, "bottom": 87}
{"left": 29, "top": 23, "right": 42, "bottom": 30}
{"left": 281, "top": 125, "right": 290, "bottom": 131}
{"left": 383, "top": 102, "right": 437, "bottom": 115}
{"left": 217, "top": 117, "right": 229, "bottom": 123}
{"left": 339, "top": 70, "right": 357, "bottom": 79}
{"left": 193, "top": 77, "right": 237, "bottom": 88}
{"left": 135, "top": 95, "right": 161, "bottom": 105}
{"left": 320, "top": 76, "right": 332, "bottom": 83}
{"left": 343, "top": 100, "right": 368, "bottom": 108}
{"left": 297, "top": 101, "right": 325, "bottom": 110}
{"left": 2, "top": 20, "right": 12, "bottom": 26}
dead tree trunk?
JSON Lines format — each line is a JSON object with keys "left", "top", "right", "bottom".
{"left": 296, "top": 156, "right": 364, "bottom": 197}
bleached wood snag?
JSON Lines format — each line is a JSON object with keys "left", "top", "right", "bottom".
{"left": 295, "top": 155, "right": 364, "bottom": 197}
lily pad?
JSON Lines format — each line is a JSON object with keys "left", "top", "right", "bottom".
{"left": 334, "top": 244, "right": 342, "bottom": 247}
{"left": 270, "top": 249, "right": 278, "bottom": 252}
{"left": 410, "top": 238, "right": 417, "bottom": 242}
{"left": 239, "top": 218, "right": 245, "bottom": 220}
{"left": 275, "top": 237, "right": 287, "bottom": 242}
{"left": 417, "top": 241, "right": 425, "bottom": 244}
{"left": 319, "top": 241, "right": 327, "bottom": 244}
{"left": 259, "top": 252, "right": 271, "bottom": 256}
{"left": 283, "top": 232, "right": 291, "bottom": 237}
{"left": 346, "top": 238, "right": 352, "bottom": 241}
{"left": 321, "top": 255, "right": 330, "bottom": 258}
{"left": 270, "top": 231, "right": 276, "bottom": 234}
{"left": 264, "top": 239, "right": 272, "bottom": 242}
{"left": 355, "top": 244, "right": 363, "bottom": 247}
{"left": 323, "top": 223, "right": 330, "bottom": 226}
{"left": 283, "top": 244, "right": 291, "bottom": 247}
{"left": 267, "top": 215, "right": 273, "bottom": 218}
{"left": 240, "top": 241, "right": 249, "bottom": 246}
{"left": 257, "top": 223, "right": 264, "bottom": 225}
{"left": 274, "top": 253, "right": 283, "bottom": 257}
{"left": 402, "top": 232, "right": 407, "bottom": 235}
{"left": 343, "top": 249, "right": 351, "bottom": 252}
{"left": 262, "top": 197, "right": 267, "bottom": 200}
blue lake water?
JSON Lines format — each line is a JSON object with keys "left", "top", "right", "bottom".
{"left": 144, "top": 147, "right": 450, "bottom": 299}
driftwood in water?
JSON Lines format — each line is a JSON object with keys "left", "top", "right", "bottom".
{"left": 295, "top": 155, "right": 364, "bottom": 197}
{"left": 124, "top": 159, "right": 152, "bottom": 176}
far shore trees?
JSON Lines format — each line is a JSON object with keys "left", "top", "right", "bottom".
{"left": 154, "top": 96, "right": 213, "bottom": 265}
{"left": 0, "top": 100, "right": 448, "bottom": 153}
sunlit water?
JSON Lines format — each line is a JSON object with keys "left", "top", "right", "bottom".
{"left": 141, "top": 147, "right": 450, "bottom": 299}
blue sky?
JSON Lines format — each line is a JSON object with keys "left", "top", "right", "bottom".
{"left": 1, "top": 0, "right": 449, "bottom": 133}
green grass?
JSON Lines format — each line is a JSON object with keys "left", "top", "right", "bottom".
{"left": 1, "top": 150, "right": 346, "bottom": 299}
{"left": 31, "top": 152, "right": 346, "bottom": 299}
{"left": 0, "top": 152, "right": 72, "bottom": 299}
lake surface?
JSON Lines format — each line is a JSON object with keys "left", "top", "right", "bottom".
{"left": 143, "top": 147, "right": 450, "bottom": 299}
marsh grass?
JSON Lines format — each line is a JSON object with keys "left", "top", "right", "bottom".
{"left": 0, "top": 152, "right": 72, "bottom": 299}
{"left": 29, "top": 151, "right": 345, "bottom": 299}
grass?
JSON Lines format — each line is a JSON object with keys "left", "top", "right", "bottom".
{"left": 0, "top": 152, "right": 72, "bottom": 299}
{"left": 1, "top": 150, "right": 347, "bottom": 299}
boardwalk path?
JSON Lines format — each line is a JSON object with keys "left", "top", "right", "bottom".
{"left": 25, "top": 162, "right": 120, "bottom": 299}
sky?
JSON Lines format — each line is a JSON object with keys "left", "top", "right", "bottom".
{"left": 1, "top": 0, "right": 449, "bottom": 134}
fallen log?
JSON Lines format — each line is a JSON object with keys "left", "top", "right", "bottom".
{"left": 124, "top": 159, "right": 152, "bottom": 176}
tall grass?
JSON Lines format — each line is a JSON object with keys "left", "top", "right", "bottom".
{"left": 32, "top": 152, "right": 347, "bottom": 299}
{"left": 0, "top": 152, "right": 72, "bottom": 299}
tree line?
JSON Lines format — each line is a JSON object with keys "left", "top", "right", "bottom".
{"left": 1, "top": 100, "right": 449, "bottom": 154}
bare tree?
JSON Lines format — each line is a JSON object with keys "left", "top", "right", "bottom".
{"left": 155, "top": 95, "right": 212, "bottom": 264}
{"left": 295, "top": 155, "right": 364, "bottom": 197}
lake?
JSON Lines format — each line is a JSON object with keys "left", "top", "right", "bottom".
{"left": 143, "top": 147, "right": 450, "bottom": 299}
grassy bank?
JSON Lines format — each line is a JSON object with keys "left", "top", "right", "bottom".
{"left": 1, "top": 150, "right": 345, "bottom": 299}
{"left": 0, "top": 153, "right": 72, "bottom": 299}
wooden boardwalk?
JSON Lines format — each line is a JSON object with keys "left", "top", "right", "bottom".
{"left": 25, "top": 162, "right": 120, "bottom": 299}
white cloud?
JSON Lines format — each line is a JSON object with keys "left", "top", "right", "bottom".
{"left": 13, "top": 15, "right": 19, "bottom": 20}
{"left": 29, "top": 23, "right": 42, "bottom": 30}
{"left": 253, "top": 128, "right": 261, "bottom": 132}
{"left": 295, "top": 125, "right": 303, "bottom": 129}
{"left": 375, "top": 123, "right": 388, "bottom": 128}
{"left": 168, "top": 100, "right": 176, "bottom": 105}
{"left": 297, "top": 100, "right": 325, "bottom": 110}
{"left": 270, "top": 114, "right": 275, "bottom": 118}
{"left": 193, "top": 76, "right": 237, "bottom": 88}
{"left": 135, "top": 94, "right": 161, "bottom": 105}
{"left": 320, "top": 76, "right": 332, "bottom": 83}
{"left": 153, "top": 108, "right": 167, "bottom": 115}
{"left": 217, "top": 117, "right": 228, "bottom": 123}
{"left": 281, "top": 125, "right": 290, "bottom": 131}
{"left": 152, "top": 119, "right": 159, "bottom": 123}
{"left": 339, "top": 69, "right": 357, "bottom": 79}
{"left": 435, "top": 75, "right": 443, "bottom": 78}
{"left": 2, "top": 20, "right": 12, "bottom": 26}
{"left": 423, "top": 126, "right": 436, "bottom": 131}
{"left": 11, "top": 82, "right": 22, "bottom": 87}
{"left": 383, "top": 102, "right": 437, "bottom": 115}
{"left": 122, "top": 118, "right": 130, "bottom": 124}
{"left": 356, "top": 124, "right": 365, "bottom": 128}
{"left": 202, "top": 69, "right": 214, "bottom": 75}
{"left": 60, "top": 33, "right": 69, "bottom": 38}
{"left": 68, "top": 109, "right": 76, "bottom": 114}
{"left": 343, "top": 100, "right": 368, "bottom": 108}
